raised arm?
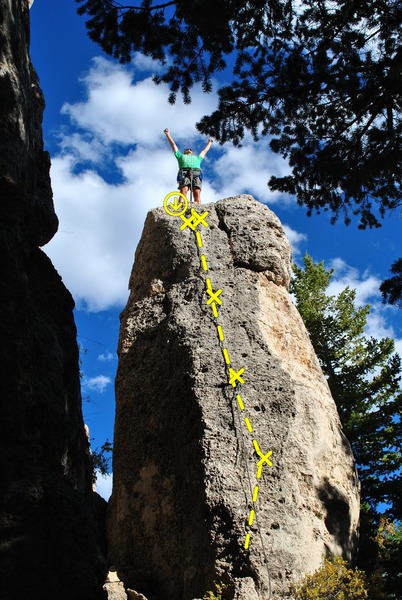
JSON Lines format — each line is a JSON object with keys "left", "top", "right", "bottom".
{"left": 199, "top": 137, "right": 213, "bottom": 158}
{"left": 164, "top": 128, "right": 179, "bottom": 153}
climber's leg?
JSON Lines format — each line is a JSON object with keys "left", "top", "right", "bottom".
{"left": 193, "top": 187, "right": 201, "bottom": 204}
{"left": 179, "top": 185, "right": 189, "bottom": 197}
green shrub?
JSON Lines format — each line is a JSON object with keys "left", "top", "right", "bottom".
{"left": 291, "top": 557, "right": 368, "bottom": 599}
{"left": 203, "top": 582, "right": 227, "bottom": 600}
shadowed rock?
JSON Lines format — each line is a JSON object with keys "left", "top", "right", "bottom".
{"left": 108, "top": 196, "right": 360, "bottom": 599}
{"left": 0, "top": 2, "right": 106, "bottom": 597}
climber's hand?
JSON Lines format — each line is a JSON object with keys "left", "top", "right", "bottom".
{"left": 164, "top": 128, "right": 169, "bottom": 135}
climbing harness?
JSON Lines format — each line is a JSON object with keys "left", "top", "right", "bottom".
{"left": 177, "top": 168, "right": 203, "bottom": 203}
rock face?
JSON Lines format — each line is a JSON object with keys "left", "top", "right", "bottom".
{"left": 109, "top": 196, "right": 360, "bottom": 599}
{"left": 0, "top": 2, "right": 106, "bottom": 598}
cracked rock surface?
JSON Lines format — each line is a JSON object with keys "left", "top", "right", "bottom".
{"left": 108, "top": 196, "right": 360, "bottom": 600}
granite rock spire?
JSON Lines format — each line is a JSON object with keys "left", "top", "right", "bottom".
{"left": 108, "top": 196, "right": 360, "bottom": 599}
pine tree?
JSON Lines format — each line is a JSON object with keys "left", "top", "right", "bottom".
{"left": 291, "top": 254, "right": 402, "bottom": 517}
{"left": 290, "top": 254, "right": 402, "bottom": 596}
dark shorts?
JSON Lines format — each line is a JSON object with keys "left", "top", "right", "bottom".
{"left": 177, "top": 169, "right": 202, "bottom": 190}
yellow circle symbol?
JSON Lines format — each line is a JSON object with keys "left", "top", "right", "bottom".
{"left": 163, "top": 191, "right": 188, "bottom": 217}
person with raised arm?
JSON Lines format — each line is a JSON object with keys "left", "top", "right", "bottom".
{"left": 164, "top": 128, "right": 213, "bottom": 204}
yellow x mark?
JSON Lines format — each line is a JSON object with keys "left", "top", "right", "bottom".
{"left": 228, "top": 367, "right": 245, "bottom": 387}
{"left": 179, "top": 209, "right": 209, "bottom": 231}
{"left": 253, "top": 439, "right": 273, "bottom": 478}
{"left": 206, "top": 278, "right": 222, "bottom": 305}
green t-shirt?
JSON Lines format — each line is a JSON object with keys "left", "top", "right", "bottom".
{"left": 175, "top": 150, "right": 204, "bottom": 170}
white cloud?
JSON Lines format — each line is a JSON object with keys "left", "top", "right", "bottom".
{"left": 57, "top": 132, "right": 107, "bottom": 164}
{"left": 283, "top": 225, "right": 307, "bottom": 256}
{"left": 365, "top": 310, "right": 395, "bottom": 341}
{"left": 328, "top": 258, "right": 382, "bottom": 306}
{"left": 131, "top": 51, "right": 167, "bottom": 74}
{"left": 327, "top": 258, "right": 402, "bottom": 356}
{"left": 95, "top": 472, "right": 113, "bottom": 501}
{"left": 98, "top": 352, "right": 117, "bottom": 362}
{"left": 46, "top": 149, "right": 180, "bottom": 310}
{"left": 84, "top": 375, "right": 112, "bottom": 394}
{"left": 60, "top": 56, "right": 218, "bottom": 148}
{"left": 44, "top": 55, "right": 293, "bottom": 312}
{"left": 211, "top": 137, "right": 292, "bottom": 204}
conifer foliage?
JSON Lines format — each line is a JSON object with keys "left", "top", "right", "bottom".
{"left": 291, "top": 255, "right": 402, "bottom": 598}
{"left": 291, "top": 254, "right": 402, "bottom": 518}
{"left": 76, "top": 0, "right": 402, "bottom": 231}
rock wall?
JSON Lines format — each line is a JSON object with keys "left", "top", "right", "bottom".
{"left": 0, "top": 2, "right": 106, "bottom": 598}
{"left": 108, "top": 196, "right": 360, "bottom": 599}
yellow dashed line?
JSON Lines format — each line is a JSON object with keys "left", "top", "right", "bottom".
{"left": 166, "top": 202, "right": 273, "bottom": 557}
{"left": 253, "top": 485, "right": 259, "bottom": 503}
{"left": 245, "top": 417, "right": 253, "bottom": 432}
{"left": 236, "top": 394, "right": 244, "bottom": 410}
{"left": 244, "top": 532, "right": 251, "bottom": 550}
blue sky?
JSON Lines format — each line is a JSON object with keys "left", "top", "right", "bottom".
{"left": 29, "top": 1, "right": 401, "bottom": 500}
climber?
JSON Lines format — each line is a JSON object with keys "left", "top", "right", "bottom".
{"left": 164, "top": 128, "right": 213, "bottom": 204}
